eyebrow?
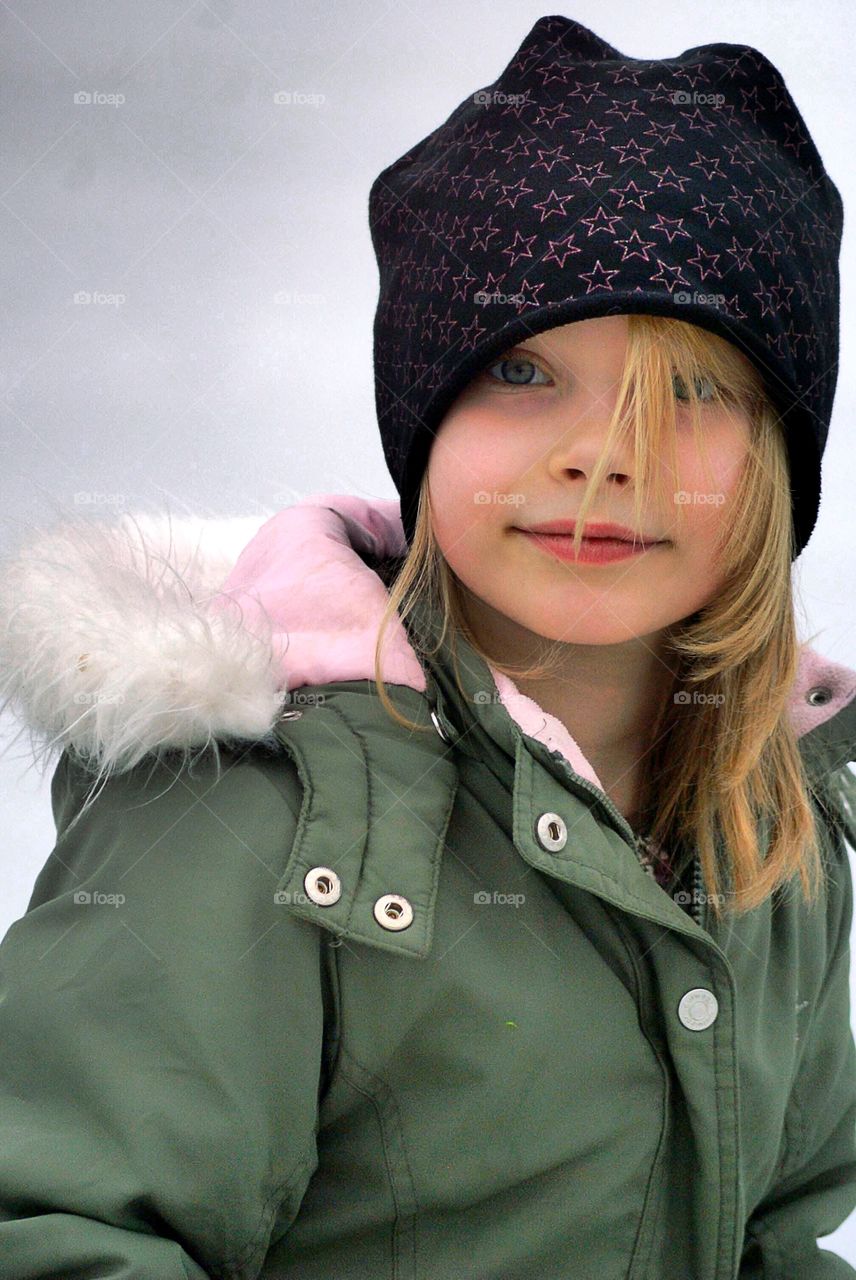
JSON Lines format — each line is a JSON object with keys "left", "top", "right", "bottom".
{"left": 500, "top": 342, "right": 543, "bottom": 355}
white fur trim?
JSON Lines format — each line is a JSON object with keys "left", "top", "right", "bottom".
{"left": 0, "top": 507, "right": 286, "bottom": 787}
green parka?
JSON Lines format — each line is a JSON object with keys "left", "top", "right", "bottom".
{"left": 1, "top": 492, "right": 855, "bottom": 1279}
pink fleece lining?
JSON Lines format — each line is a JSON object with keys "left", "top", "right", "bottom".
{"left": 488, "top": 665, "right": 605, "bottom": 790}
{"left": 212, "top": 492, "right": 856, "bottom": 788}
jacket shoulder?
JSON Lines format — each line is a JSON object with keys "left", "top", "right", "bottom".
{"left": 34, "top": 741, "right": 305, "bottom": 915}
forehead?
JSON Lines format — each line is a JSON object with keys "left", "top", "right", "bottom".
{"left": 522, "top": 315, "right": 630, "bottom": 355}
{"left": 514, "top": 316, "right": 632, "bottom": 377}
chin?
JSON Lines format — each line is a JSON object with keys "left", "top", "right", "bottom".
{"left": 514, "top": 607, "right": 669, "bottom": 647}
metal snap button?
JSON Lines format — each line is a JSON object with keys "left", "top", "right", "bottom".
{"left": 805, "top": 685, "right": 832, "bottom": 707}
{"left": 373, "top": 893, "right": 414, "bottom": 931}
{"left": 535, "top": 812, "right": 568, "bottom": 852}
{"left": 303, "top": 866, "right": 342, "bottom": 906}
{"left": 678, "top": 987, "right": 719, "bottom": 1031}
{"left": 430, "top": 708, "right": 451, "bottom": 742}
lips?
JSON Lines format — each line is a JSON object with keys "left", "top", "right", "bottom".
{"left": 517, "top": 520, "right": 665, "bottom": 544}
{"left": 516, "top": 527, "right": 668, "bottom": 565}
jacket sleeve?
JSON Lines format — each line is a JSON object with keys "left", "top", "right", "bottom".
{"left": 0, "top": 744, "right": 326, "bottom": 1279}
{"left": 739, "top": 765, "right": 856, "bottom": 1277}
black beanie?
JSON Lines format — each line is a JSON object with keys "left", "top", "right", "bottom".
{"left": 368, "top": 14, "right": 844, "bottom": 559}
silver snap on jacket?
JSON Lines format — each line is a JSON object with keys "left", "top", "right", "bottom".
{"left": 303, "top": 866, "right": 342, "bottom": 906}
{"left": 535, "top": 812, "right": 568, "bottom": 852}
{"left": 373, "top": 893, "right": 414, "bottom": 931}
{"left": 678, "top": 988, "right": 720, "bottom": 1031}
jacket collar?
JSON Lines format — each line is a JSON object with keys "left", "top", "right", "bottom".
{"left": 1, "top": 490, "right": 853, "bottom": 787}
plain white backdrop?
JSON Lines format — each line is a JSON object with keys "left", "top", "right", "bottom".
{"left": 1, "top": 0, "right": 855, "bottom": 1263}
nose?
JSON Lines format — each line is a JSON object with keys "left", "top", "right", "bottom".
{"left": 546, "top": 396, "right": 637, "bottom": 490}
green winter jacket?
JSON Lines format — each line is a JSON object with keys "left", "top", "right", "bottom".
{"left": 1, "top": 492, "right": 855, "bottom": 1280}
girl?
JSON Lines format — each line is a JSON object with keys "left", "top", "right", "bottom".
{"left": 1, "top": 13, "right": 856, "bottom": 1280}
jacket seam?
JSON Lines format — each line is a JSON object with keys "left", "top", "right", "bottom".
{"left": 216, "top": 810, "right": 332, "bottom": 1279}
{"left": 339, "top": 702, "right": 376, "bottom": 941}
{"left": 313, "top": 700, "right": 375, "bottom": 940}
{"left": 217, "top": 1142, "right": 319, "bottom": 1277}
{"left": 320, "top": 932, "right": 345, "bottom": 1104}
{"left": 602, "top": 908, "right": 673, "bottom": 1280}
{"left": 337, "top": 1042, "right": 420, "bottom": 1279}
{"left": 774, "top": 840, "right": 848, "bottom": 1190}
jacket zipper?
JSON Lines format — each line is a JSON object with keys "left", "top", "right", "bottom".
{"left": 691, "top": 850, "right": 705, "bottom": 931}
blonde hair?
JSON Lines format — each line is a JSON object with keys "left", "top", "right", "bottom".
{"left": 372, "top": 313, "right": 832, "bottom": 923}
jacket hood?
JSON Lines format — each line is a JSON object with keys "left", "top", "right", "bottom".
{"left": 1, "top": 491, "right": 854, "bottom": 788}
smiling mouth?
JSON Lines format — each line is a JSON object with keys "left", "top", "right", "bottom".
{"left": 516, "top": 529, "right": 670, "bottom": 564}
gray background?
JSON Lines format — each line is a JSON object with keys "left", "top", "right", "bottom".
{"left": 1, "top": 0, "right": 855, "bottom": 1261}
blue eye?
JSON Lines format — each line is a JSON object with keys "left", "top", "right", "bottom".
{"left": 673, "top": 372, "right": 718, "bottom": 403}
{"left": 485, "top": 355, "right": 551, "bottom": 386}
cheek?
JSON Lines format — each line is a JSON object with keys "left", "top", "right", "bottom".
{"left": 671, "top": 428, "right": 749, "bottom": 545}
{"left": 428, "top": 414, "right": 522, "bottom": 547}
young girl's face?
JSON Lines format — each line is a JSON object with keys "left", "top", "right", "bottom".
{"left": 427, "top": 314, "right": 754, "bottom": 649}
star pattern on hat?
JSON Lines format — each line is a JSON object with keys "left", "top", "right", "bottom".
{"left": 369, "top": 14, "right": 843, "bottom": 554}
